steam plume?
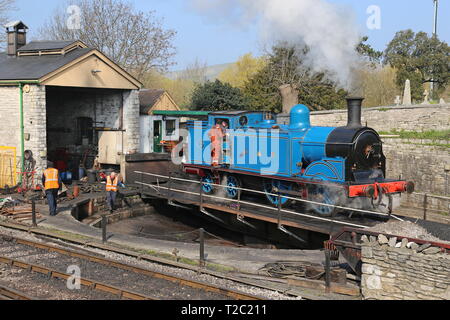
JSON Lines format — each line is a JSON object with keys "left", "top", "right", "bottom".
{"left": 190, "top": 0, "right": 363, "bottom": 90}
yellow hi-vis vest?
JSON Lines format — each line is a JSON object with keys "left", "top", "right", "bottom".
{"left": 44, "top": 168, "right": 59, "bottom": 190}
{"left": 106, "top": 176, "right": 118, "bottom": 192}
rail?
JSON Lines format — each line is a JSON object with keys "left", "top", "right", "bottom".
{"left": 4, "top": 235, "right": 262, "bottom": 301}
{"left": 0, "top": 255, "right": 155, "bottom": 300}
{"left": 0, "top": 286, "right": 34, "bottom": 300}
{"left": 134, "top": 171, "right": 406, "bottom": 230}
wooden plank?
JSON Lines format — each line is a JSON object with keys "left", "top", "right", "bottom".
{"left": 286, "top": 277, "right": 360, "bottom": 296}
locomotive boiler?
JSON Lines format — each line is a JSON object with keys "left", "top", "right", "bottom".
{"left": 183, "top": 98, "right": 414, "bottom": 216}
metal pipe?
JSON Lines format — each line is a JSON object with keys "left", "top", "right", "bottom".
{"left": 423, "top": 194, "right": 428, "bottom": 221}
{"left": 199, "top": 228, "right": 205, "bottom": 267}
{"left": 324, "top": 250, "right": 331, "bottom": 293}
{"left": 19, "top": 83, "right": 24, "bottom": 182}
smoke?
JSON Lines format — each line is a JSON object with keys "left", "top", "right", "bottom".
{"left": 190, "top": 0, "right": 363, "bottom": 90}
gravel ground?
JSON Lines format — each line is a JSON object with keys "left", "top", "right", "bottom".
{"left": 0, "top": 227, "right": 300, "bottom": 300}
{"left": 0, "top": 262, "right": 120, "bottom": 300}
{"left": 368, "top": 220, "right": 449, "bottom": 243}
{"left": 0, "top": 239, "right": 231, "bottom": 300}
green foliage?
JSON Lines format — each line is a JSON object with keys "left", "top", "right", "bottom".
{"left": 379, "top": 129, "right": 450, "bottom": 141}
{"left": 218, "top": 53, "right": 267, "bottom": 89}
{"left": 243, "top": 45, "right": 347, "bottom": 112}
{"left": 357, "top": 36, "right": 383, "bottom": 64}
{"left": 384, "top": 30, "right": 450, "bottom": 101}
{"left": 190, "top": 80, "right": 248, "bottom": 111}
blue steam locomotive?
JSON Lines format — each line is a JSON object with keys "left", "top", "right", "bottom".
{"left": 183, "top": 98, "right": 414, "bottom": 216}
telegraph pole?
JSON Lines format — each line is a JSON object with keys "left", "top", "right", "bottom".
{"left": 433, "top": 0, "right": 438, "bottom": 37}
{"left": 430, "top": 0, "right": 439, "bottom": 96}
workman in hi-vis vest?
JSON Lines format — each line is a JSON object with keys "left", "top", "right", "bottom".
{"left": 106, "top": 172, "right": 120, "bottom": 213}
{"left": 42, "top": 162, "right": 62, "bottom": 216}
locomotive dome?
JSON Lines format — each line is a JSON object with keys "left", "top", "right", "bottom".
{"left": 289, "top": 104, "right": 311, "bottom": 130}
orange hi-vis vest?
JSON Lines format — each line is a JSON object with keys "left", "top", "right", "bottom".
{"left": 106, "top": 176, "right": 119, "bottom": 192}
{"left": 44, "top": 168, "right": 59, "bottom": 190}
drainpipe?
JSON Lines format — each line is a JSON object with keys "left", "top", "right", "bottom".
{"left": 0, "top": 80, "right": 40, "bottom": 183}
{"left": 19, "top": 83, "right": 24, "bottom": 180}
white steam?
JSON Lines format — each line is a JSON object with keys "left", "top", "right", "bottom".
{"left": 190, "top": 0, "right": 363, "bottom": 90}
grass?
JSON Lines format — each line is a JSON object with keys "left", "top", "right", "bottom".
{"left": 379, "top": 129, "right": 450, "bottom": 141}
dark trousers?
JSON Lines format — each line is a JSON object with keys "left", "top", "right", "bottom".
{"left": 106, "top": 191, "right": 117, "bottom": 212}
{"left": 46, "top": 189, "right": 58, "bottom": 216}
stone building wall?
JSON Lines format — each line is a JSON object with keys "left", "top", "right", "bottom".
{"left": 23, "top": 85, "right": 47, "bottom": 180}
{"left": 361, "top": 236, "right": 450, "bottom": 300}
{"left": 0, "top": 87, "right": 20, "bottom": 149}
{"left": 122, "top": 90, "right": 140, "bottom": 153}
{"left": 46, "top": 88, "right": 123, "bottom": 148}
{"left": 309, "top": 104, "right": 450, "bottom": 132}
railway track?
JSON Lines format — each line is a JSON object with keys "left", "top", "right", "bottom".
{"left": 0, "top": 234, "right": 263, "bottom": 300}
{"left": 0, "top": 286, "right": 34, "bottom": 300}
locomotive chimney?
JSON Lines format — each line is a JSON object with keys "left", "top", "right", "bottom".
{"left": 346, "top": 97, "right": 364, "bottom": 128}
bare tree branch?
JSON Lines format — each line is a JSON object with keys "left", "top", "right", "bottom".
{"left": 39, "top": 0, "right": 177, "bottom": 80}
{"left": 0, "top": 0, "right": 15, "bottom": 49}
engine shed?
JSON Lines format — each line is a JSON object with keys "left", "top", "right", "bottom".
{"left": 0, "top": 21, "right": 142, "bottom": 187}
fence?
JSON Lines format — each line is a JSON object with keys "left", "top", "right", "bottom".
{"left": 0, "top": 146, "right": 16, "bottom": 188}
{"left": 133, "top": 171, "right": 407, "bottom": 240}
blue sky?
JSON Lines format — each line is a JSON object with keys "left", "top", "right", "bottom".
{"left": 11, "top": 0, "right": 450, "bottom": 71}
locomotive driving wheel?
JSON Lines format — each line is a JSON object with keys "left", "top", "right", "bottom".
{"left": 263, "top": 180, "right": 293, "bottom": 208}
{"left": 201, "top": 174, "right": 215, "bottom": 195}
{"left": 225, "top": 175, "right": 241, "bottom": 199}
{"left": 308, "top": 185, "right": 342, "bottom": 217}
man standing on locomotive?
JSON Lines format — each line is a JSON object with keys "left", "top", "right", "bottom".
{"left": 209, "top": 121, "right": 224, "bottom": 167}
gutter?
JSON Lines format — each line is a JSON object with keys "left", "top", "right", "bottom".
{"left": 0, "top": 80, "right": 40, "bottom": 183}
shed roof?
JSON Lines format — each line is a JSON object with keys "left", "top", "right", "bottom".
{"left": 18, "top": 40, "right": 79, "bottom": 52}
{"left": 139, "top": 89, "right": 165, "bottom": 109}
{"left": 0, "top": 40, "right": 142, "bottom": 89}
{"left": 0, "top": 47, "right": 93, "bottom": 80}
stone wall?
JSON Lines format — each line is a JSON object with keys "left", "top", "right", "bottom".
{"left": 23, "top": 85, "right": 47, "bottom": 180}
{"left": 122, "top": 90, "right": 140, "bottom": 153}
{"left": 0, "top": 85, "right": 47, "bottom": 185}
{"left": 309, "top": 104, "right": 450, "bottom": 132}
{"left": 0, "top": 87, "right": 20, "bottom": 149}
{"left": 382, "top": 138, "right": 450, "bottom": 212}
{"left": 46, "top": 88, "right": 123, "bottom": 148}
{"left": 361, "top": 236, "right": 450, "bottom": 300}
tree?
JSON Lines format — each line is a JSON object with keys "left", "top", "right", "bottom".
{"left": 357, "top": 36, "right": 383, "bottom": 65}
{"left": 384, "top": 30, "right": 450, "bottom": 101}
{"left": 39, "top": 0, "right": 176, "bottom": 80}
{"left": 243, "top": 45, "right": 347, "bottom": 112}
{"left": 191, "top": 80, "right": 248, "bottom": 111}
{"left": 142, "top": 60, "right": 208, "bottom": 109}
{"left": 218, "top": 53, "right": 267, "bottom": 88}
{"left": 0, "top": 0, "right": 15, "bottom": 49}
{"left": 356, "top": 65, "right": 399, "bottom": 107}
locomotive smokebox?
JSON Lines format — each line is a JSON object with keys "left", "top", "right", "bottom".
{"left": 346, "top": 97, "right": 364, "bottom": 128}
